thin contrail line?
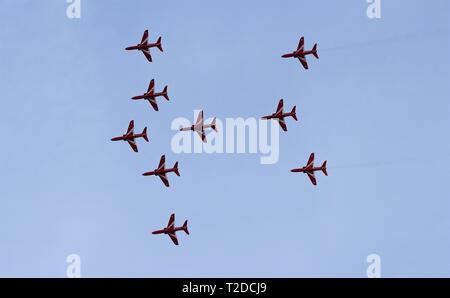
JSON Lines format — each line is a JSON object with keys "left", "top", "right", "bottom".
{"left": 320, "top": 27, "right": 448, "bottom": 53}
{"left": 328, "top": 154, "right": 450, "bottom": 170}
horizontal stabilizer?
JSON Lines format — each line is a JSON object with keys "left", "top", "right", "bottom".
{"left": 173, "top": 161, "right": 180, "bottom": 176}
{"left": 156, "top": 37, "right": 163, "bottom": 52}
{"left": 182, "top": 220, "right": 189, "bottom": 235}
{"left": 312, "top": 43, "right": 319, "bottom": 59}
{"left": 163, "top": 86, "right": 169, "bottom": 101}
{"left": 322, "top": 160, "right": 328, "bottom": 176}
{"left": 142, "top": 127, "right": 149, "bottom": 142}
{"left": 211, "top": 117, "right": 217, "bottom": 132}
{"left": 291, "top": 106, "right": 298, "bottom": 121}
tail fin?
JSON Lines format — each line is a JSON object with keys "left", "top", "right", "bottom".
{"left": 322, "top": 160, "right": 328, "bottom": 176}
{"left": 182, "top": 220, "right": 189, "bottom": 235}
{"left": 291, "top": 106, "right": 298, "bottom": 121}
{"left": 142, "top": 127, "right": 149, "bottom": 142}
{"left": 312, "top": 43, "right": 319, "bottom": 59}
{"left": 173, "top": 161, "right": 180, "bottom": 176}
{"left": 156, "top": 37, "right": 163, "bottom": 52}
{"left": 163, "top": 86, "right": 169, "bottom": 101}
{"left": 211, "top": 117, "right": 217, "bottom": 132}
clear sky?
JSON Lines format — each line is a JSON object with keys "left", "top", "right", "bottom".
{"left": 0, "top": 0, "right": 449, "bottom": 277}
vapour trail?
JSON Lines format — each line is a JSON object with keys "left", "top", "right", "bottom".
{"left": 320, "top": 27, "right": 448, "bottom": 53}
{"left": 328, "top": 152, "right": 450, "bottom": 170}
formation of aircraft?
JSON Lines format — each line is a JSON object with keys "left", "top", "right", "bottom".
{"left": 125, "top": 30, "right": 163, "bottom": 62}
{"left": 282, "top": 36, "right": 319, "bottom": 69}
{"left": 117, "top": 30, "right": 326, "bottom": 246}
{"left": 179, "top": 110, "right": 217, "bottom": 143}
{"left": 291, "top": 153, "right": 328, "bottom": 186}
{"left": 132, "top": 79, "right": 169, "bottom": 111}
{"left": 110, "top": 120, "right": 148, "bottom": 152}
{"left": 261, "top": 99, "right": 298, "bottom": 131}
{"left": 152, "top": 213, "right": 189, "bottom": 246}
{"left": 142, "top": 155, "right": 180, "bottom": 187}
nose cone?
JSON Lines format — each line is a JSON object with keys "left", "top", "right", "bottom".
{"left": 125, "top": 46, "right": 133, "bottom": 50}
{"left": 281, "top": 54, "right": 290, "bottom": 58}
{"left": 131, "top": 95, "right": 139, "bottom": 100}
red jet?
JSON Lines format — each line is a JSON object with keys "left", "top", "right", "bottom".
{"left": 111, "top": 120, "right": 148, "bottom": 152}
{"left": 179, "top": 110, "right": 217, "bottom": 143}
{"left": 291, "top": 153, "right": 328, "bottom": 186}
{"left": 125, "top": 29, "right": 163, "bottom": 62}
{"left": 132, "top": 79, "right": 169, "bottom": 111}
{"left": 152, "top": 213, "right": 189, "bottom": 246}
{"left": 142, "top": 155, "right": 180, "bottom": 187}
{"left": 261, "top": 99, "right": 298, "bottom": 131}
{"left": 282, "top": 36, "right": 318, "bottom": 69}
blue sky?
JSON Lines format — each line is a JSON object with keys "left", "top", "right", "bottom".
{"left": 0, "top": 0, "right": 449, "bottom": 277}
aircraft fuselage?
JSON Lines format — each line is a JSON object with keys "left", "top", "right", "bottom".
{"left": 180, "top": 124, "right": 203, "bottom": 132}
{"left": 132, "top": 91, "right": 165, "bottom": 100}
{"left": 110, "top": 133, "right": 144, "bottom": 142}
{"left": 262, "top": 112, "right": 295, "bottom": 120}
{"left": 282, "top": 50, "right": 314, "bottom": 59}
{"left": 143, "top": 168, "right": 176, "bottom": 176}
{"left": 152, "top": 226, "right": 184, "bottom": 235}
{"left": 125, "top": 43, "right": 159, "bottom": 51}
{"left": 291, "top": 166, "right": 325, "bottom": 173}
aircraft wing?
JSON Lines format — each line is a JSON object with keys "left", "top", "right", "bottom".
{"left": 158, "top": 173, "right": 170, "bottom": 187}
{"left": 196, "top": 130, "right": 207, "bottom": 143}
{"left": 298, "top": 56, "right": 309, "bottom": 69}
{"left": 127, "top": 139, "right": 138, "bottom": 152}
{"left": 297, "top": 36, "right": 305, "bottom": 51}
{"left": 147, "top": 79, "right": 155, "bottom": 93}
{"left": 127, "top": 120, "right": 134, "bottom": 135}
{"left": 276, "top": 117, "right": 288, "bottom": 132}
{"left": 306, "top": 172, "right": 317, "bottom": 186}
{"left": 167, "top": 213, "right": 175, "bottom": 229}
{"left": 195, "top": 110, "right": 204, "bottom": 126}
{"left": 306, "top": 153, "right": 315, "bottom": 168}
{"left": 148, "top": 98, "right": 159, "bottom": 111}
{"left": 275, "top": 99, "right": 284, "bottom": 115}
{"left": 168, "top": 232, "right": 179, "bottom": 245}
{"left": 157, "top": 155, "right": 166, "bottom": 171}
{"left": 141, "top": 30, "right": 149, "bottom": 45}
{"left": 142, "top": 49, "right": 152, "bottom": 62}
